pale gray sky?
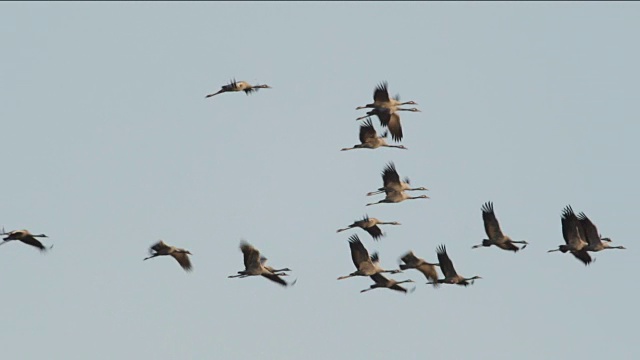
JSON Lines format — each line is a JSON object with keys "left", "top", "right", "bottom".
{"left": 2, "top": 2, "right": 639, "bottom": 359}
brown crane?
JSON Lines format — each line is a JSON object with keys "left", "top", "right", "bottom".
{"left": 341, "top": 118, "right": 407, "bottom": 151}
{"left": 548, "top": 205, "right": 593, "bottom": 265}
{"left": 399, "top": 251, "right": 440, "bottom": 285}
{"left": 578, "top": 212, "right": 626, "bottom": 252}
{"left": 228, "top": 241, "right": 293, "bottom": 287}
{"left": 360, "top": 273, "right": 415, "bottom": 294}
{"left": 205, "top": 78, "right": 271, "bottom": 98}
{"left": 0, "top": 228, "right": 51, "bottom": 252}
{"left": 336, "top": 215, "right": 401, "bottom": 240}
{"left": 472, "top": 202, "right": 529, "bottom": 252}
{"left": 143, "top": 240, "right": 193, "bottom": 271}
{"left": 337, "top": 234, "right": 402, "bottom": 280}
{"left": 428, "top": 245, "right": 481, "bottom": 286}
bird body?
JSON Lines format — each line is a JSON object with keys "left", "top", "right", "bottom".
{"left": 399, "top": 251, "right": 440, "bottom": 284}
{"left": 548, "top": 205, "right": 592, "bottom": 265}
{"left": 337, "top": 235, "right": 402, "bottom": 280}
{"left": 336, "top": 215, "right": 401, "bottom": 240}
{"left": 472, "top": 202, "right": 528, "bottom": 252}
{"left": 360, "top": 272, "right": 414, "bottom": 293}
{"left": 341, "top": 118, "right": 407, "bottom": 151}
{"left": 577, "top": 212, "right": 626, "bottom": 252}
{"left": 206, "top": 79, "right": 271, "bottom": 98}
{"left": 228, "top": 241, "right": 293, "bottom": 287}
{"left": 143, "top": 240, "right": 193, "bottom": 271}
{"left": 0, "top": 228, "right": 50, "bottom": 252}
{"left": 366, "top": 162, "right": 428, "bottom": 197}
{"left": 429, "top": 245, "right": 481, "bottom": 286}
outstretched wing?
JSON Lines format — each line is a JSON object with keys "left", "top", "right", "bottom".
{"left": 482, "top": 202, "right": 504, "bottom": 240}
{"left": 347, "top": 235, "right": 370, "bottom": 269}
{"left": 577, "top": 212, "right": 602, "bottom": 247}
{"left": 363, "top": 225, "right": 383, "bottom": 240}
{"left": 561, "top": 206, "right": 584, "bottom": 248}
{"left": 381, "top": 162, "right": 401, "bottom": 188}
{"left": 240, "top": 241, "right": 261, "bottom": 271}
{"left": 386, "top": 112, "right": 403, "bottom": 142}
{"left": 570, "top": 250, "right": 593, "bottom": 266}
{"left": 373, "top": 82, "right": 390, "bottom": 103}
{"left": 436, "top": 244, "right": 458, "bottom": 278}
{"left": 359, "top": 118, "right": 377, "bottom": 144}
{"left": 171, "top": 252, "right": 193, "bottom": 271}
{"left": 261, "top": 273, "right": 288, "bottom": 287}
{"left": 19, "top": 236, "right": 48, "bottom": 252}
{"left": 400, "top": 251, "right": 419, "bottom": 267}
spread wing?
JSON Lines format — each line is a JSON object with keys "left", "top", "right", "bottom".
{"left": 261, "top": 272, "right": 288, "bottom": 287}
{"left": 171, "top": 252, "right": 193, "bottom": 271}
{"left": 482, "top": 202, "right": 504, "bottom": 240}
{"left": 386, "top": 112, "right": 403, "bottom": 142}
{"left": 359, "top": 118, "right": 377, "bottom": 144}
{"left": 436, "top": 244, "right": 458, "bottom": 278}
{"left": 240, "top": 241, "right": 261, "bottom": 271}
{"left": 20, "top": 236, "right": 48, "bottom": 252}
{"left": 400, "top": 251, "right": 419, "bottom": 266}
{"left": 561, "top": 206, "right": 585, "bottom": 248}
{"left": 348, "top": 234, "right": 370, "bottom": 269}
{"left": 373, "top": 82, "right": 390, "bottom": 103}
{"left": 570, "top": 250, "right": 593, "bottom": 266}
{"left": 416, "top": 264, "right": 439, "bottom": 283}
{"left": 363, "top": 225, "right": 383, "bottom": 240}
{"left": 150, "top": 241, "right": 169, "bottom": 254}
{"left": 577, "top": 212, "right": 602, "bottom": 247}
{"left": 381, "top": 162, "right": 401, "bottom": 188}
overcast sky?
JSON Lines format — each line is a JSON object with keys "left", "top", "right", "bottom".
{"left": 2, "top": 2, "right": 639, "bottom": 359}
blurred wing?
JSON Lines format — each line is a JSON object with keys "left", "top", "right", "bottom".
{"left": 171, "top": 252, "right": 193, "bottom": 271}
{"left": 240, "top": 241, "right": 261, "bottom": 270}
{"left": 363, "top": 225, "right": 383, "bottom": 240}
{"left": 387, "top": 112, "right": 403, "bottom": 142}
{"left": 577, "top": 212, "right": 601, "bottom": 247}
{"left": 348, "top": 235, "right": 370, "bottom": 269}
{"left": 400, "top": 251, "right": 419, "bottom": 266}
{"left": 436, "top": 245, "right": 457, "bottom": 278}
{"left": 570, "top": 250, "right": 593, "bottom": 266}
{"left": 262, "top": 273, "right": 288, "bottom": 287}
{"left": 417, "top": 264, "right": 439, "bottom": 283}
{"left": 19, "top": 236, "right": 48, "bottom": 252}
{"left": 373, "top": 82, "right": 390, "bottom": 103}
{"left": 381, "top": 162, "right": 401, "bottom": 188}
{"left": 359, "top": 119, "right": 377, "bottom": 143}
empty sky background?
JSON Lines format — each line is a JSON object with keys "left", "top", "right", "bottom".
{"left": 2, "top": 2, "right": 639, "bottom": 359}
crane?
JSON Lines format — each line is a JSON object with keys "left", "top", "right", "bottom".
{"left": 336, "top": 215, "right": 401, "bottom": 240}
{"left": 356, "top": 106, "right": 421, "bottom": 143}
{"left": 0, "top": 228, "right": 51, "bottom": 252}
{"left": 337, "top": 234, "right": 402, "bottom": 280}
{"left": 578, "top": 212, "right": 626, "bottom": 252}
{"left": 366, "top": 162, "right": 428, "bottom": 196}
{"left": 360, "top": 273, "right": 415, "bottom": 294}
{"left": 143, "top": 240, "right": 193, "bottom": 271}
{"left": 548, "top": 205, "right": 592, "bottom": 265}
{"left": 205, "top": 78, "right": 271, "bottom": 98}
{"left": 472, "top": 201, "right": 529, "bottom": 252}
{"left": 428, "top": 245, "right": 481, "bottom": 286}
{"left": 341, "top": 118, "right": 407, "bottom": 151}
{"left": 228, "top": 241, "right": 293, "bottom": 287}
{"left": 399, "top": 250, "right": 440, "bottom": 285}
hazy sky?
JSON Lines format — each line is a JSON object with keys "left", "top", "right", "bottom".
{"left": 2, "top": 2, "right": 639, "bottom": 359}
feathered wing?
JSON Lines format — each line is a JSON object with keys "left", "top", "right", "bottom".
{"left": 240, "top": 241, "right": 261, "bottom": 271}
{"left": 561, "top": 206, "right": 585, "bottom": 248}
{"left": 436, "top": 245, "right": 458, "bottom": 278}
{"left": 363, "top": 225, "right": 383, "bottom": 240}
{"left": 386, "top": 112, "right": 403, "bottom": 142}
{"left": 373, "top": 82, "right": 391, "bottom": 103}
{"left": 381, "top": 162, "right": 401, "bottom": 189}
{"left": 347, "top": 235, "right": 370, "bottom": 269}
{"left": 416, "top": 264, "right": 439, "bottom": 283}
{"left": 150, "top": 241, "right": 169, "bottom": 254}
{"left": 19, "top": 236, "right": 48, "bottom": 252}
{"left": 481, "top": 202, "right": 504, "bottom": 240}
{"left": 577, "top": 212, "right": 602, "bottom": 247}
{"left": 400, "top": 251, "right": 419, "bottom": 267}
{"left": 261, "top": 272, "right": 288, "bottom": 286}
{"left": 359, "top": 119, "right": 377, "bottom": 144}
{"left": 171, "top": 252, "right": 193, "bottom": 271}
{"left": 570, "top": 250, "right": 593, "bottom": 266}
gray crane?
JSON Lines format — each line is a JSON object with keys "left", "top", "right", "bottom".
{"left": 366, "top": 162, "right": 429, "bottom": 197}
{"left": 366, "top": 190, "right": 429, "bottom": 206}
{"left": 337, "top": 234, "right": 402, "bottom": 280}
{"left": 143, "top": 240, "right": 193, "bottom": 271}
{"left": 336, "top": 215, "right": 401, "bottom": 240}
{"left": 399, "top": 251, "right": 440, "bottom": 285}
{"left": 472, "top": 202, "right": 529, "bottom": 252}
{"left": 355, "top": 82, "right": 418, "bottom": 110}
{"left": 0, "top": 228, "right": 51, "bottom": 252}
{"left": 578, "top": 212, "right": 626, "bottom": 252}
{"left": 356, "top": 106, "right": 421, "bottom": 143}
{"left": 341, "top": 118, "right": 407, "bottom": 151}
{"left": 228, "top": 241, "right": 293, "bottom": 287}
{"left": 205, "top": 78, "right": 271, "bottom": 98}
{"left": 548, "top": 205, "right": 592, "bottom": 265}
{"left": 428, "top": 245, "right": 481, "bottom": 286}
{"left": 360, "top": 273, "right": 415, "bottom": 294}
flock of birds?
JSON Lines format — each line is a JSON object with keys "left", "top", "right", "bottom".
{"left": 2, "top": 79, "right": 627, "bottom": 293}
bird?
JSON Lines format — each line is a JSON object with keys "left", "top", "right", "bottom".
{"left": 355, "top": 82, "right": 418, "bottom": 110}
{"left": 205, "top": 78, "right": 271, "bottom": 98}
{"left": 548, "top": 205, "right": 592, "bottom": 265}
{"left": 336, "top": 215, "right": 401, "bottom": 240}
{"left": 228, "top": 241, "right": 293, "bottom": 287}
{"left": 337, "top": 234, "right": 402, "bottom": 280}
{"left": 428, "top": 245, "right": 481, "bottom": 287}
{"left": 399, "top": 251, "right": 440, "bottom": 285}
{"left": 143, "top": 240, "right": 193, "bottom": 271}
{"left": 356, "top": 106, "right": 421, "bottom": 143}
{"left": 366, "top": 162, "right": 429, "bottom": 197}
{"left": 0, "top": 228, "right": 51, "bottom": 252}
{"left": 472, "top": 201, "right": 529, "bottom": 252}
{"left": 578, "top": 212, "right": 626, "bottom": 252}
{"left": 365, "top": 191, "right": 429, "bottom": 206}
{"left": 340, "top": 118, "right": 407, "bottom": 151}
{"left": 360, "top": 272, "right": 415, "bottom": 294}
